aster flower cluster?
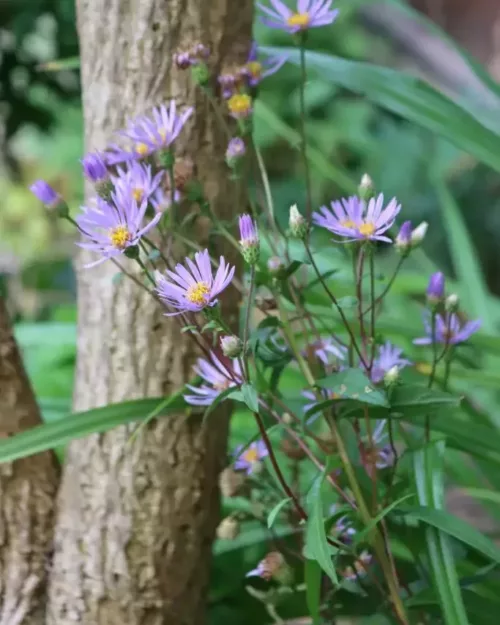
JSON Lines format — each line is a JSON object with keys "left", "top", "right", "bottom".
{"left": 27, "top": 1, "right": 489, "bottom": 616}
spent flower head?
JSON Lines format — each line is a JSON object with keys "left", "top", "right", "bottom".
{"left": 155, "top": 249, "right": 235, "bottom": 315}
{"left": 258, "top": 0, "right": 339, "bottom": 33}
{"left": 414, "top": 313, "right": 481, "bottom": 346}
{"left": 226, "top": 137, "right": 246, "bottom": 167}
{"left": 289, "top": 204, "right": 309, "bottom": 239}
{"left": 220, "top": 335, "right": 243, "bottom": 358}
{"left": 184, "top": 351, "right": 242, "bottom": 406}
{"left": 235, "top": 440, "right": 268, "bottom": 475}
{"left": 75, "top": 193, "right": 161, "bottom": 268}
{"left": 267, "top": 256, "right": 286, "bottom": 277}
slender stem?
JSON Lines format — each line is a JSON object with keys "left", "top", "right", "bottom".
{"left": 204, "top": 88, "right": 232, "bottom": 140}
{"left": 443, "top": 348, "right": 454, "bottom": 391}
{"left": 242, "top": 265, "right": 256, "bottom": 380}
{"left": 298, "top": 40, "right": 313, "bottom": 222}
{"left": 426, "top": 312, "right": 438, "bottom": 441}
{"left": 363, "top": 255, "right": 406, "bottom": 315}
{"left": 136, "top": 257, "right": 156, "bottom": 287}
{"left": 253, "top": 410, "right": 307, "bottom": 522}
{"left": 110, "top": 258, "right": 157, "bottom": 299}
{"left": 368, "top": 249, "right": 376, "bottom": 371}
{"left": 304, "top": 243, "right": 368, "bottom": 368}
{"left": 356, "top": 246, "right": 368, "bottom": 357}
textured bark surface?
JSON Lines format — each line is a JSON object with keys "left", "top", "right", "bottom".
{"left": 47, "top": 1, "right": 252, "bottom": 624}
{"left": 0, "top": 298, "right": 59, "bottom": 625}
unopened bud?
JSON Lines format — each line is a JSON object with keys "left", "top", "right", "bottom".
{"left": 217, "top": 516, "right": 240, "bottom": 540}
{"left": 288, "top": 204, "right": 309, "bottom": 239}
{"left": 191, "top": 62, "right": 210, "bottom": 86}
{"left": 410, "top": 221, "right": 428, "bottom": 246}
{"left": 395, "top": 220, "right": 412, "bottom": 254}
{"left": 384, "top": 365, "right": 400, "bottom": 386}
{"left": 282, "top": 412, "right": 293, "bottom": 425}
{"left": 445, "top": 293, "right": 459, "bottom": 312}
{"left": 358, "top": 173, "right": 374, "bottom": 201}
{"left": 267, "top": 256, "right": 286, "bottom": 277}
{"left": 220, "top": 335, "right": 243, "bottom": 358}
{"left": 219, "top": 467, "right": 245, "bottom": 498}
{"left": 426, "top": 272, "right": 445, "bottom": 307}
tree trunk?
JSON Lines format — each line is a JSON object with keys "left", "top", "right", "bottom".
{"left": 46, "top": 2, "right": 252, "bottom": 624}
{"left": 0, "top": 298, "right": 59, "bottom": 625}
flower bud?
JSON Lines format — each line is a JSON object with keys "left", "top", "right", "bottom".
{"left": 288, "top": 204, "right": 309, "bottom": 239}
{"left": 239, "top": 214, "right": 260, "bottom": 265}
{"left": 384, "top": 365, "right": 400, "bottom": 387}
{"left": 216, "top": 516, "right": 240, "bottom": 540}
{"left": 426, "top": 272, "right": 445, "bottom": 306}
{"left": 394, "top": 220, "right": 412, "bottom": 254}
{"left": 445, "top": 293, "right": 459, "bottom": 312}
{"left": 225, "top": 137, "right": 246, "bottom": 168}
{"left": 30, "top": 180, "right": 68, "bottom": 218}
{"left": 219, "top": 467, "right": 245, "bottom": 498}
{"left": 358, "top": 173, "right": 374, "bottom": 201}
{"left": 220, "top": 335, "right": 243, "bottom": 358}
{"left": 191, "top": 62, "right": 210, "bottom": 87}
{"left": 282, "top": 412, "right": 293, "bottom": 425}
{"left": 267, "top": 256, "right": 286, "bottom": 278}
{"left": 410, "top": 221, "right": 428, "bottom": 247}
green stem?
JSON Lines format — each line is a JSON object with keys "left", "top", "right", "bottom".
{"left": 136, "top": 257, "right": 156, "bottom": 287}
{"left": 298, "top": 40, "right": 313, "bottom": 222}
{"left": 363, "top": 255, "right": 406, "bottom": 315}
{"left": 242, "top": 265, "right": 256, "bottom": 380}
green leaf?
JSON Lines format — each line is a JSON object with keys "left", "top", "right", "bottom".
{"left": 305, "top": 559, "right": 322, "bottom": 625}
{"left": 263, "top": 47, "right": 500, "bottom": 172}
{"left": 241, "top": 383, "right": 259, "bottom": 413}
{"left": 354, "top": 493, "right": 415, "bottom": 545}
{"left": 391, "top": 385, "right": 461, "bottom": 417}
{"left": 317, "top": 368, "right": 389, "bottom": 407}
{"left": 413, "top": 441, "right": 469, "bottom": 625}
{"left": 406, "top": 506, "right": 500, "bottom": 564}
{"left": 434, "top": 177, "right": 494, "bottom": 332}
{"left": 305, "top": 472, "right": 339, "bottom": 585}
{"left": 213, "top": 523, "right": 296, "bottom": 555}
{"left": 267, "top": 497, "right": 292, "bottom": 529}
{"left": 0, "top": 395, "right": 186, "bottom": 463}
{"left": 462, "top": 488, "right": 500, "bottom": 506}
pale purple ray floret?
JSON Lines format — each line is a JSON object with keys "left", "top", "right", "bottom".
{"left": 112, "top": 161, "right": 164, "bottom": 205}
{"left": 258, "top": 0, "right": 339, "bottom": 33}
{"left": 234, "top": 440, "right": 269, "bottom": 475}
{"left": 243, "top": 42, "right": 288, "bottom": 87}
{"left": 309, "top": 337, "right": 347, "bottom": 365}
{"left": 313, "top": 194, "right": 401, "bottom": 243}
{"left": 184, "top": 351, "right": 242, "bottom": 406}
{"left": 75, "top": 193, "right": 161, "bottom": 268}
{"left": 154, "top": 249, "right": 235, "bottom": 315}
{"left": 414, "top": 313, "right": 481, "bottom": 346}
{"left": 370, "top": 341, "right": 411, "bottom": 384}
{"left": 118, "top": 100, "right": 194, "bottom": 159}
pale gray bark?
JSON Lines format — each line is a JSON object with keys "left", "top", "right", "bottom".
{"left": 0, "top": 298, "right": 59, "bottom": 625}
{"left": 47, "top": 1, "right": 252, "bottom": 624}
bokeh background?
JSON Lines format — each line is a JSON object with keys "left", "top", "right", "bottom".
{"left": 2, "top": 1, "right": 500, "bottom": 622}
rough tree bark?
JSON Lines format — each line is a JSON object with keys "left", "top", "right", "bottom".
{"left": 47, "top": 1, "right": 252, "bottom": 624}
{"left": 0, "top": 298, "right": 59, "bottom": 625}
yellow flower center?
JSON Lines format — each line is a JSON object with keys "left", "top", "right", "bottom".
{"left": 228, "top": 93, "right": 253, "bottom": 117}
{"left": 186, "top": 281, "right": 210, "bottom": 306}
{"left": 287, "top": 12, "right": 310, "bottom": 29}
{"left": 109, "top": 225, "right": 132, "bottom": 249}
{"left": 341, "top": 219, "right": 355, "bottom": 229}
{"left": 135, "top": 143, "right": 149, "bottom": 157}
{"left": 359, "top": 222, "right": 376, "bottom": 237}
{"left": 246, "top": 61, "right": 262, "bottom": 79}
{"left": 243, "top": 448, "right": 259, "bottom": 463}
{"left": 132, "top": 188, "right": 143, "bottom": 203}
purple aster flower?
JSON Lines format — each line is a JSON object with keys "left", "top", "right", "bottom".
{"left": 226, "top": 137, "right": 246, "bottom": 163}
{"left": 184, "top": 351, "right": 242, "bottom": 406}
{"left": 361, "top": 420, "right": 394, "bottom": 476}
{"left": 414, "top": 312, "right": 481, "bottom": 346}
{"left": 258, "top": 0, "right": 339, "bottom": 33}
{"left": 395, "top": 220, "right": 412, "bottom": 250}
{"left": 150, "top": 188, "right": 181, "bottom": 213}
{"left": 112, "top": 161, "right": 164, "bottom": 205}
{"left": 302, "top": 387, "right": 341, "bottom": 424}
{"left": 313, "top": 194, "right": 401, "bottom": 243}
{"left": 154, "top": 249, "right": 235, "bottom": 315}
{"left": 234, "top": 440, "right": 268, "bottom": 475}
{"left": 370, "top": 341, "right": 411, "bottom": 384}
{"left": 81, "top": 152, "right": 109, "bottom": 184}
{"left": 120, "top": 100, "right": 193, "bottom": 158}
{"left": 242, "top": 42, "right": 288, "bottom": 88}
{"left": 30, "top": 180, "right": 62, "bottom": 209}
{"left": 307, "top": 337, "right": 346, "bottom": 365}
{"left": 341, "top": 551, "right": 372, "bottom": 581}
{"left": 239, "top": 214, "right": 259, "bottom": 248}
{"left": 427, "top": 271, "right": 445, "bottom": 304}
{"left": 75, "top": 193, "right": 161, "bottom": 268}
